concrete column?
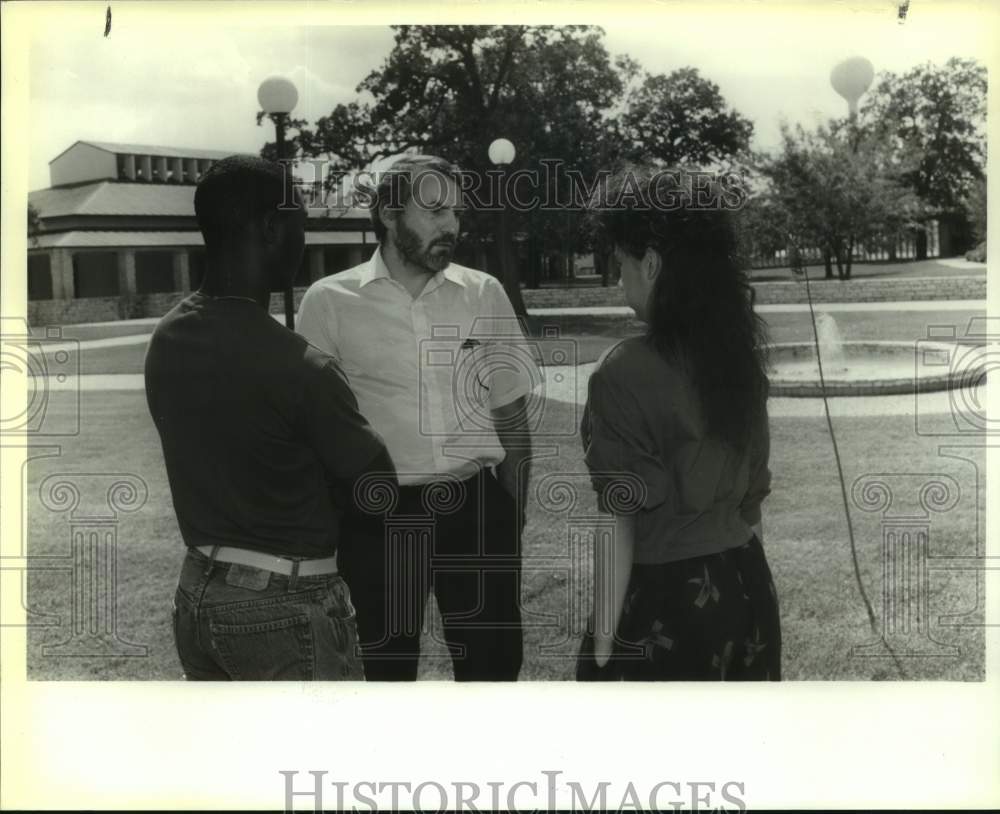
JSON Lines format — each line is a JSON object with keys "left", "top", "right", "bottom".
{"left": 154, "top": 156, "right": 168, "bottom": 182}
{"left": 171, "top": 251, "right": 191, "bottom": 292}
{"left": 169, "top": 157, "right": 183, "bottom": 183}
{"left": 309, "top": 247, "right": 325, "bottom": 282}
{"left": 184, "top": 158, "right": 198, "bottom": 183}
{"left": 139, "top": 155, "right": 152, "bottom": 182}
{"left": 50, "top": 249, "right": 74, "bottom": 300}
{"left": 117, "top": 250, "right": 137, "bottom": 296}
{"left": 347, "top": 244, "right": 366, "bottom": 268}
{"left": 122, "top": 154, "right": 136, "bottom": 181}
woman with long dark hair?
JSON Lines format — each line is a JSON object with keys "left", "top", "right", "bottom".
{"left": 576, "top": 166, "right": 780, "bottom": 681}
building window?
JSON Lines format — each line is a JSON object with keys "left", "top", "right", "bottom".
{"left": 28, "top": 254, "right": 53, "bottom": 300}
{"left": 73, "top": 252, "right": 119, "bottom": 297}
{"left": 135, "top": 251, "right": 175, "bottom": 294}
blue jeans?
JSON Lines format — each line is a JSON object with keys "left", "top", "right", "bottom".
{"left": 172, "top": 547, "right": 364, "bottom": 680}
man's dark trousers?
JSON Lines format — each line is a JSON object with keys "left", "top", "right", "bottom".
{"left": 338, "top": 468, "right": 523, "bottom": 681}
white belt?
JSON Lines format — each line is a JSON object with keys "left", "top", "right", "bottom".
{"left": 195, "top": 545, "right": 338, "bottom": 577}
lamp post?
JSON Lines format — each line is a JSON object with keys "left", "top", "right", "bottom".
{"left": 258, "top": 76, "right": 299, "bottom": 329}
{"left": 488, "top": 137, "right": 526, "bottom": 316}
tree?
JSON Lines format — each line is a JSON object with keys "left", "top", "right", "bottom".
{"left": 296, "top": 26, "right": 755, "bottom": 312}
{"left": 27, "top": 202, "right": 42, "bottom": 247}
{"left": 298, "top": 25, "right": 625, "bottom": 314}
{"left": 618, "top": 67, "right": 754, "bottom": 167}
{"left": 752, "top": 122, "right": 919, "bottom": 279}
{"left": 860, "top": 57, "right": 986, "bottom": 256}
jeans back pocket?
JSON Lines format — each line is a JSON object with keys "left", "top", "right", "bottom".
{"left": 224, "top": 563, "right": 272, "bottom": 591}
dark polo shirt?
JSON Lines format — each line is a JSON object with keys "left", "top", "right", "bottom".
{"left": 582, "top": 336, "right": 772, "bottom": 565}
{"left": 145, "top": 291, "right": 385, "bottom": 559}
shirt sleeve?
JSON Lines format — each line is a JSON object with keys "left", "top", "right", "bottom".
{"left": 296, "top": 285, "right": 340, "bottom": 360}
{"left": 475, "top": 277, "right": 542, "bottom": 410}
{"left": 302, "top": 355, "right": 387, "bottom": 479}
{"left": 582, "top": 363, "right": 670, "bottom": 513}
{"left": 739, "top": 401, "right": 772, "bottom": 527}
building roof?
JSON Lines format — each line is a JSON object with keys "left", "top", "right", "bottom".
{"left": 49, "top": 140, "right": 238, "bottom": 164}
{"left": 29, "top": 180, "right": 371, "bottom": 220}
{"left": 30, "top": 181, "right": 199, "bottom": 217}
{"left": 31, "top": 230, "right": 371, "bottom": 250}
{"left": 32, "top": 231, "right": 205, "bottom": 249}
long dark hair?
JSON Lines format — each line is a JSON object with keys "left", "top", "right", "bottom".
{"left": 592, "top": 166, "right": 769, "bottom": 452}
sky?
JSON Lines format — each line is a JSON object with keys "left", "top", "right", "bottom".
{"left": 25, "top": 2, "right": 995, "bottom": 191}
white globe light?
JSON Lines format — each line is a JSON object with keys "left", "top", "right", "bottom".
{"left": 258, "top": 76, "right": 299, "bottom": 114}
{"left": 488, "top": 138, "right": 516, "bottom": 166}
{"left": 830, "top": 57, "right": 874, "bottom": 115}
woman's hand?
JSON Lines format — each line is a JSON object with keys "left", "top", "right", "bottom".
{"left": 593, "top": 633, "right": 614, "bottom": 667}
{"left": 587, "top": 511, "right": 635, "bottom": 675}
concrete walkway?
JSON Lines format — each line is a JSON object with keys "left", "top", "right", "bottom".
{"left": 46, "top": 367, "right": 966, "bottom": 417}
{"left": 39, "top": 298, "right": 988, "bottom": 352}
{"left": 529, "top": 300, "right": 987, "bottom": 317}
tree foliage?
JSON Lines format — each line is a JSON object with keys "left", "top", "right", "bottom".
{"left": 860, "top": 57, "right": 986, "bottom": 216}
{"left": 27, "top": 202, "right": 42, "bottom": 247}
{"left": 290, "top": 25, "right": 754, "bottom": 309}
{"left": 749, "top": 121, "right": 920, "bottom": 279}
{"left": 618, "top": 67, "right": 754, "bottom": 167}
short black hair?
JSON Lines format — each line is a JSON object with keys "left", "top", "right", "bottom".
{"left": 194, "top": 154, "right": 296, "bottom": 248}
{"left": 365, "top": 155, "right": 462, "bottom": 242}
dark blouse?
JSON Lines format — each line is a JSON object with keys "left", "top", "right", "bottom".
{"left": 581, "top": 337, "right": 771, "bottom": 565}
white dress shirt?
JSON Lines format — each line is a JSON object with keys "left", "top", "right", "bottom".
{"left": 297, "top": 248, "right": 541, "bottom": 485}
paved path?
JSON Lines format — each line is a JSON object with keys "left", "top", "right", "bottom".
{"left": 936, "top": 258, "right": 986, "bottom": 270}
{"left": 45, "top": 368, "right": 965, "bottom": 417}
{"left": 37, "top": 299, "right": 988, "bottom": 352}
{"left": 529, "top": 300, "right": 987, "bottom": 317}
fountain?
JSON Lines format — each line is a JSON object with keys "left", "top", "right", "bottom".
{"left": 816, "top": 312, "right": 848, "bottom": 372}
{"left": 767, "top": 313, "right": 988, "bottom": 397}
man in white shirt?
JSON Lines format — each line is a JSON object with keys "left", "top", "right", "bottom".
{"left": 297, "top": 155, "right": 540, "bottom": 680}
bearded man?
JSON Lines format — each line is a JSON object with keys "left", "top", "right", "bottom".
{"left": 297, "top": 155, "right": 538, "bottom": 681}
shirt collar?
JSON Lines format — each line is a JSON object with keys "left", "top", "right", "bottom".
{"left": 362, "top": 247, "right": 466, "bottom": 290}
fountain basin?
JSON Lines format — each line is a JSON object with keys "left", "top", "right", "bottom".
{"left": 767, "top": 341, "right": 987, "bottom": 397}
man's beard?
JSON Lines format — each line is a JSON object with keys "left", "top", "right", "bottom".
{"left": 394, "top": 218, "right": 455, "bottom": 274}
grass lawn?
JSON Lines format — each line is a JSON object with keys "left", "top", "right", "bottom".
{"left": 26, "top": 386, "right": 984, "bottom": 682}
{"left": 23, "top": 303, "right": 988, "bottom": 681}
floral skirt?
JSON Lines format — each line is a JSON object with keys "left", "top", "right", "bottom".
{"left": 577, "top": 536, "right": 781, "bottom": 681}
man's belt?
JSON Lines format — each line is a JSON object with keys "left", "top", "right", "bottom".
{"left": 195, "top": 545, "right": 338, "bottom": 577}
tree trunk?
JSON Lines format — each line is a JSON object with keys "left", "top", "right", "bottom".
{"left": 916, "top": 227, "right": 928, "bottom": 261}
{"left": 596, "top": 250, "right": 609, "bottom": 286}
{"left": 526, "top": 237, "right": 541, "bottom": 289}
{"left": 823, "top": 248, "right": 834, "bottom": 279}
{"left": 844, "top": 237, "right": 854, "bottom": 279}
